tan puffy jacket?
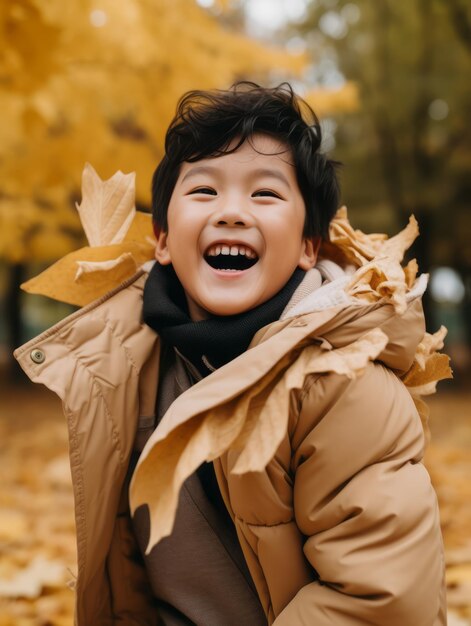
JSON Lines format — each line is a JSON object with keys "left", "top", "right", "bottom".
{"left": 15, "top": 268, "right": 447, "bottom": 626}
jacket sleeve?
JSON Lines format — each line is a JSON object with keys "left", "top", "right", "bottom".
{"left": 273, "top": 362, "right": 445, "bottom": 626}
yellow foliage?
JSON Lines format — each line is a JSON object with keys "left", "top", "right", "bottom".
{"left": 0, "top": 0, "right": 309, "bottom": 263}
{"left": 0, "top": 0, "right": 360, "bottom": 264}
{"left": 304, "top": 81, "right": 360, "bottom": 117}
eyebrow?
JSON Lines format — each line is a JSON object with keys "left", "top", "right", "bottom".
{"left": 180, "top": 166, "right": 220, "bottom": 184}
{"left": 180, "top": 165, "right": 291, "bottom": 188}
{"left": 250, "top": 168, "right": 291, "bottom": 188}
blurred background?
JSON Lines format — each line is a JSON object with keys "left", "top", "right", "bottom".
{"left": 0, "top": 1, "right": 470, "bottom": 624}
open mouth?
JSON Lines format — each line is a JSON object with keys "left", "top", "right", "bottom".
{"left": 204, "top": 243, "right": 259, "bottom": 272}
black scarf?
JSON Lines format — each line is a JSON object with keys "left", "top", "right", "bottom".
{"left": 143, "top": 263, "right": 305, "bottom": 377}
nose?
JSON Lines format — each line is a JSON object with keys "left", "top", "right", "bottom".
{"left": 211, "top": 206, "right": 252, "bottom": 228}
{"left": 217, "top": 215, "right": 245, "bottom": 227}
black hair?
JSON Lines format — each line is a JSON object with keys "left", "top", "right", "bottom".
{"left": 152, "top": 81, "right": 340, "bottom": 239}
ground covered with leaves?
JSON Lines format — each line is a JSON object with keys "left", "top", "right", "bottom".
{"left": 0, "top": 384, "right": 470, "bottom": 625}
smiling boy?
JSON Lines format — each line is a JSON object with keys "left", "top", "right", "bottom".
{"left": 154, "top": 134, "right": 317, "bottom": 322}
{"left": 15, "top": 82, "right": 446, "bottom": 625}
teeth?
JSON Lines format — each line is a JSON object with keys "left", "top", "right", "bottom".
{"left": 206, "top": 244, "right": 257, "bottom": 258}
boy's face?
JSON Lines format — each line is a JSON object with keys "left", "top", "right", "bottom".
{"left": 155, "top": 134, "right": 319, "bottom": 320}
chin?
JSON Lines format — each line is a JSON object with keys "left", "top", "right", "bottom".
{"left": 204, "top": 299, "right": 254, "bottom": 317}
{"left": 208, "top": 305, "right": 247, "bottom": 317}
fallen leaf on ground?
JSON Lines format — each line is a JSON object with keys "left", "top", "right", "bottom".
{"left": 0, "top": 555, "right": 65, "bottom": 598}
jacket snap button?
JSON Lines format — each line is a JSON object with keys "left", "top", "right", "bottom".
{"left": 30, "top": 348, "right": 46, "bottom": 364}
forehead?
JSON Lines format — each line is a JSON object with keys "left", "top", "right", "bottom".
{"left": 178, "top": 133, "right": 295, "bottom": 180}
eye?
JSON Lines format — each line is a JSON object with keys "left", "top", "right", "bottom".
{"left": 252, "top": 189, "right": 283, "bottom": 199}
{"left": 188, "top": 187, "right": 217, "bottom": 195}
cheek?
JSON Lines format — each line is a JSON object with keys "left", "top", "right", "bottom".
{"left": 264, "top": 217, "right": 305, "bottom": 256}
{"left": 166, "top": 209, "right": 198, "bottom": 255}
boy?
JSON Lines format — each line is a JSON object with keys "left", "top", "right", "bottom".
{"left": 15, "top": 82, "right": 447, "bottom": 625}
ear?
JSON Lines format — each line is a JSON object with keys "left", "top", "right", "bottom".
{"left": 298, "top": 236, "right": 321, "bottom": 270}
{"left": 153, "top": 225, "right": 172, "bottom": 265}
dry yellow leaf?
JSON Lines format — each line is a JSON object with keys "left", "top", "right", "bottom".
{"left": 416, "top": 326, "right": 448, "bottom": 369}
{"left": 324, "top": 207, "right": 418, "bottom": 266}
{"left": 44, "top": 455, "right": 72, "bottom": 488}
{"left": 20, "top": 165, "right": 156, "bottom": 305}
{"left": 402, "top": 352, "right": 453, "bottom": 390}
{"left": 0, "top": 511, "right": 29, "bottom": 542}
{"left": 403, "top": 258, "right": 419, "bottom": 288}
{"left": 123, "top": 209, "right": 154, "bottom": 244}
{"left": 0, "top": 556, "right": 65, "bottom": 599}
{"left": 76, "top": 163, "right": 136, "bottom": 247}
{"left": 75, "top": 253, "right": 134, "bottom": 280}
{"left": 447, "top": 564, "right": 471, "bottom": 586}
{"left": 447, "top": 607, "right": 471, "bottom": 623}
{"left": 21, "top": 241, "right": 153, "bottom": 306}
{"left": 400, "top": 326, "right": 452, "bottom": 406}
{"left": 321, "top": 208, "right": 421, "bottom": 315}
{"left": 381, "top": 215, "right": 419, "bottom": 261}
{"left": 398, "top": 325, "right": 453, "bottom": 447}
{"left": 446, "top": 544, "right": 471, "bottom": 566}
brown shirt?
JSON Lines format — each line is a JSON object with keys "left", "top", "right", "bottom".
{"left": 131, "top": 343, "right": 267, "bottom": 626}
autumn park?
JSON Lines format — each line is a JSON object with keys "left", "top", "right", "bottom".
{"left": 0, "top": 0, "right": 470, "bottom": 624}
